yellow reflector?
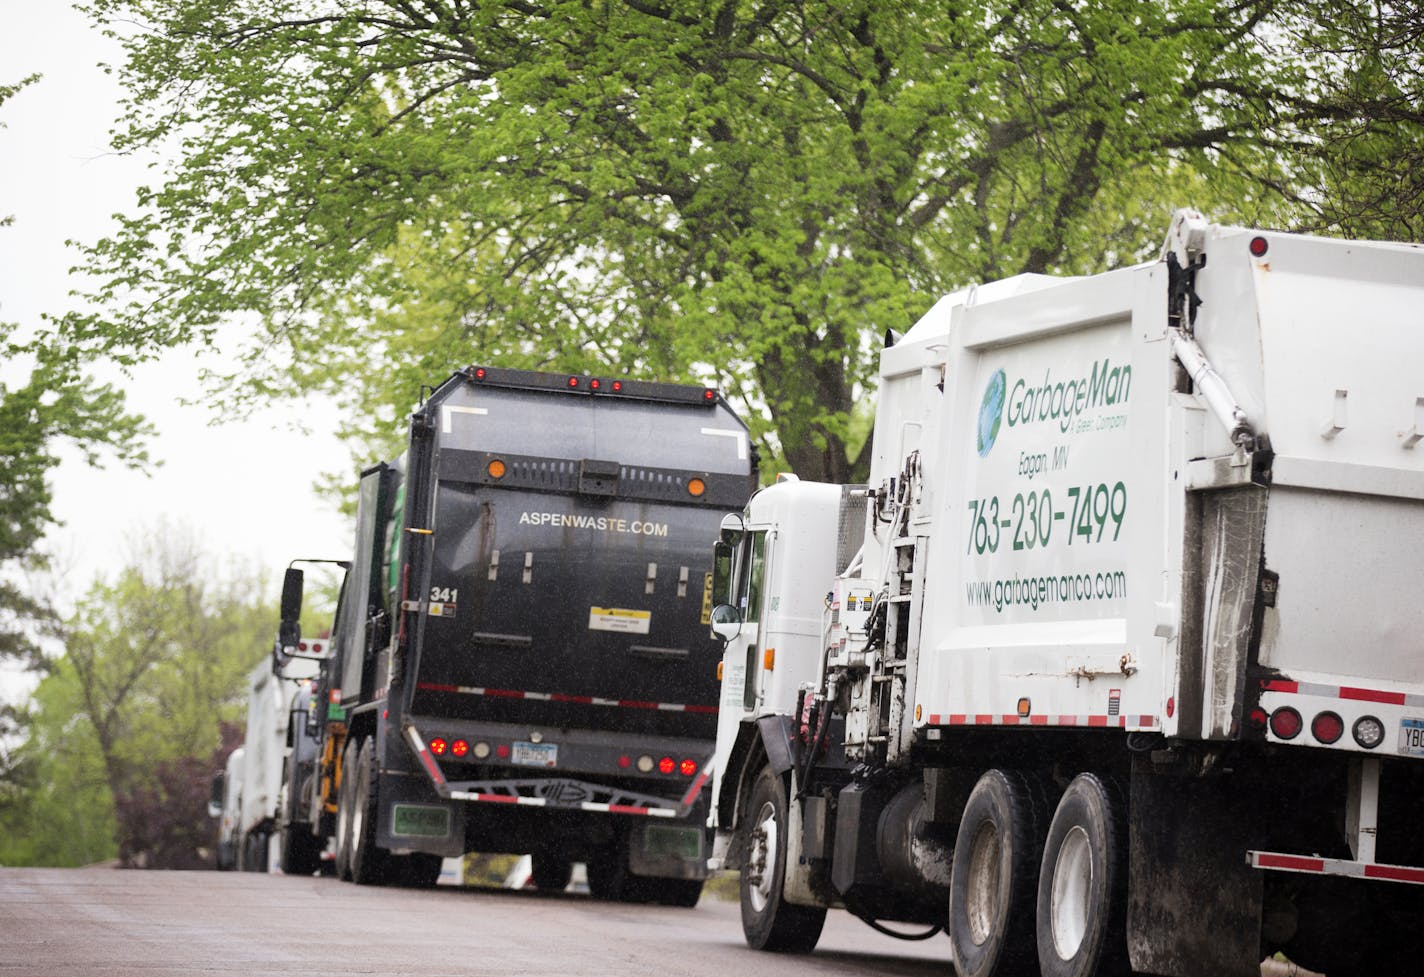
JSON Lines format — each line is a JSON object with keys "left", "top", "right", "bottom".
{"left": 915, "top": 704, "right": 922, "bottom": 721}
{"left": 763, "top": 647, "right": 775, "bottom": 671}
{"left": 717, "top": 661, "right": 724, "bottom": 682}
{"left": 687, "top": 477, "right": 706, "bottom": 497}
{"left": 1017, "top": 697, "right": 1031, "bottom": 717}
{"left": 487, "top": 459, "right": 507, "bottom": 479}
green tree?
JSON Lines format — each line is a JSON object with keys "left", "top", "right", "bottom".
{"left": 0, "top": 531, "right": 273, "bottom": 867}
{"left": 1272, "top": 1, "right": 1424, "bottom": 239}
{"left": 63, "top": 0, "right": 1322, "bottom": 480}
{"left": 1, "top": 72, "right": 153, "bottom": 676}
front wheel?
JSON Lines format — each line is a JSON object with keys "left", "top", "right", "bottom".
{"left": 1036, "top": 773, "right": 1129, "bottom": 977}
{"left": 948, "top": 769, "right": 1050, "bottom": 977}
{"left": 740, "top": 766, "right": 826, "bottom": 953}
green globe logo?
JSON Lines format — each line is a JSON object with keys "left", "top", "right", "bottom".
{"left": 977, "top": 369, "right": 1006, "bottom": 457}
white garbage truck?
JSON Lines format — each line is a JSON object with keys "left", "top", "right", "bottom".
{"left": 211, "top": 651, "right": 322, "bottom": 871}
{"left": 707, "top": 212, "right": 1424, "bottom": 977}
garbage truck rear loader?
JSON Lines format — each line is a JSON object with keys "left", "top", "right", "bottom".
{"left": 708, "top": 213, "right": 1424, "bottom": 976}
{"left": 281, "top": 365, "right": 757, "bottom": 901}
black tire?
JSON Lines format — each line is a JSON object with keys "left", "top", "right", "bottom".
{"left": 587, "top": 844, "right": 633, "bottom": 902}
{"left": 635, "top": 876, "right": 704, "bottom": 908}
{"left": 280, "top": 822, "right": 323, "bottom": 876}
{"left": 390, "top": 852, "right": 443, "bottom": 888}
{"left": 242, "top": 832, "right": 268, "bottom": 872}
{"left": 530, "top": 854, "right": 574, "bottom": 892}
{"left": 334, "top": 737, "right": 359, "bottom": 881}
{"left": 349, "top": 738, "right": 390, "bottom": 885}
{"left": 739, "top": 766, "right": 827, "bottom": 953}
{"left": 1036, "top": 774, "right": 1129, "bottom": 977}
{"left": 949, "top": 769, "right": 1050, "bottom": 977}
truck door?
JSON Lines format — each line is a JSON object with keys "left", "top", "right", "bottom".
{"left": 712, "top": 527, "right": 772, "bottom": 785}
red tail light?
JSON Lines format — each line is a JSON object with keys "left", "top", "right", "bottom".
{"left": 1269, "top": 707, "right": 1303, "bottom": 740}
{"left": 658, "top": 756, "right": 675, "bottom": 774}
{"left": 452, "top": 739, "right": 470, "bottom": 758}
{"left": 617, "top": 755, "right": 632, "bottom": 769}
{"left": 430, "top": 738, "right": 448, "bottom": 755}
{"left": 495, "top": 744, "right": 511, "bottom": 759}
{"left": 679, "top": 759, "right": 697, "bottom": 776}
{"left": 1311, "top": 712, "right": 1344, "bottom": 745}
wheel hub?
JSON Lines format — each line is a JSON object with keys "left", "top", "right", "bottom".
{"left": 745, "top": 800, "right": 778, "bottom": 913}
{"left": 1051, "top": 825, "right": 1092, "bottom": 958}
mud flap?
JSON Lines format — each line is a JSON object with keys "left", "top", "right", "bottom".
{"left": 377, "top": 773, "right": 465, "bottom": 858}
{"left": 1128, "top": 760, "right": 1262, "bottom": 977}
{"left": 626, "top": 818, "right": 709, "bottom": 880}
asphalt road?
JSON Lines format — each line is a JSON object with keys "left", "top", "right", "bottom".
{"left": 0, "top": 867, "right": 952, "bottom": 977}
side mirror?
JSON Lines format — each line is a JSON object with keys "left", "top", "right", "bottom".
{"left": 718, "top": 511, "right": 745, "bottom": 545}
{"left": 710, "top": 603, "right": 742, "bottom": 643}
{"left": 278, "top": 567, "right": 304, "bottom": 652}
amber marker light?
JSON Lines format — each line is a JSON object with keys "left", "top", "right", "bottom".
{"left": 763, "top": 647, "right": 776, "bottom": 671}
{"left": 717, "top": 661, "right": 724, "bottom": 681}
{"left": 487, "top": 459, "right": 507, "bottom": 479}
{"left": 1017, "top": 697, "right": 1032, "bottom": 718}
{"left": 687, "top": 477, "right": 707, "bottom": 497}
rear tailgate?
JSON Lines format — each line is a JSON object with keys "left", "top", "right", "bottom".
{"left": 408, "top": 378, "right": 753, "bottom": 746}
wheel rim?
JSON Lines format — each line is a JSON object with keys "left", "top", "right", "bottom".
{"left": 746, "top": 799, "right": 778, "bottom": 914}
{"left": 965, "top": 819, "right": 1002, "bottom": 946}
{"left": 335, "top": 795, "right": 349, "bottom": 863}
{"left": 1051, "top": 825, "right": 1092, "bottom": 959}
{"left": 349, "top": 765, "right": 365, "bottom": 859}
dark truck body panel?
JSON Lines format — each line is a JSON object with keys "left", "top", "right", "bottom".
{"left": 332, "top": 366, "right": 755, "bottom": 880}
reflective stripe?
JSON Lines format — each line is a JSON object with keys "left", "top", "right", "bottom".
{"left": 403, "top": 725, "right": 450, "bottom": 796}
{"left": 1261, "top": 678, "right": 1424, "bottom": 708}
{"left": 446, "top": 790, "right": 679, "bottom": 818}
{"left": 1249, "top": 849, "right": 1424, "bottom": 886}
{"left": 416, "top": 681, "right": 718, "bottom": 715}
{"left": 926, "top": 713, "right": 1158, "bottom": 729}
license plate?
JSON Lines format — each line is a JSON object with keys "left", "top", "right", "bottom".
{"left": 512, "top": 741, "right": 558, "bottom": 768}
{"left": 1399, "top": 718, "right": 1424, "bottom": 757}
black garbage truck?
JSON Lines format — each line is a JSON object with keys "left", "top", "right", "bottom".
{"left": 276, "top": 365, "right": 757, "bottom": 904}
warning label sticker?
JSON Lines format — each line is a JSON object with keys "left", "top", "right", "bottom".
{"left": 589, "top": 607, "right": 652, "bottom": 635}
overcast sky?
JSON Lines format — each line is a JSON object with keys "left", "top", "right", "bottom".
{"left": 1, "top": 5, "right": 353, "bottom": 695}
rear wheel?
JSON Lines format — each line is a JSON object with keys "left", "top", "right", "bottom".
{"left": 739, "top": 765, "right": 826, "bottom": 952}
{"left": 389, "top": 852, "right": 443, "bottom": 888}
{"left": 334, "top": 738, "right": 359, "bottom": 881}
{"left": 635, "top": 876, "right": 704, "bottom": 908}
{"left": 949, "top": 769, "right": 1050, "bottom": 977}
{"left": 587, "top": 843, "right": 633, "bottom": 902}
{"left": 1036, "top": 774, "right": 1129, "bottom": 977}
{"left": 349, "top": 738, "right": 390, "bottom": 885}
{"left": 279, "top": 822, "right": 322, "bottom": 876}
{"left": 530, "top": 854, "right": 573, "bottom": 892}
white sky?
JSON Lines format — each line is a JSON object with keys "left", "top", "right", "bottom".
{"left": 1, "top": 5, "right": 353, "bottom": 696}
